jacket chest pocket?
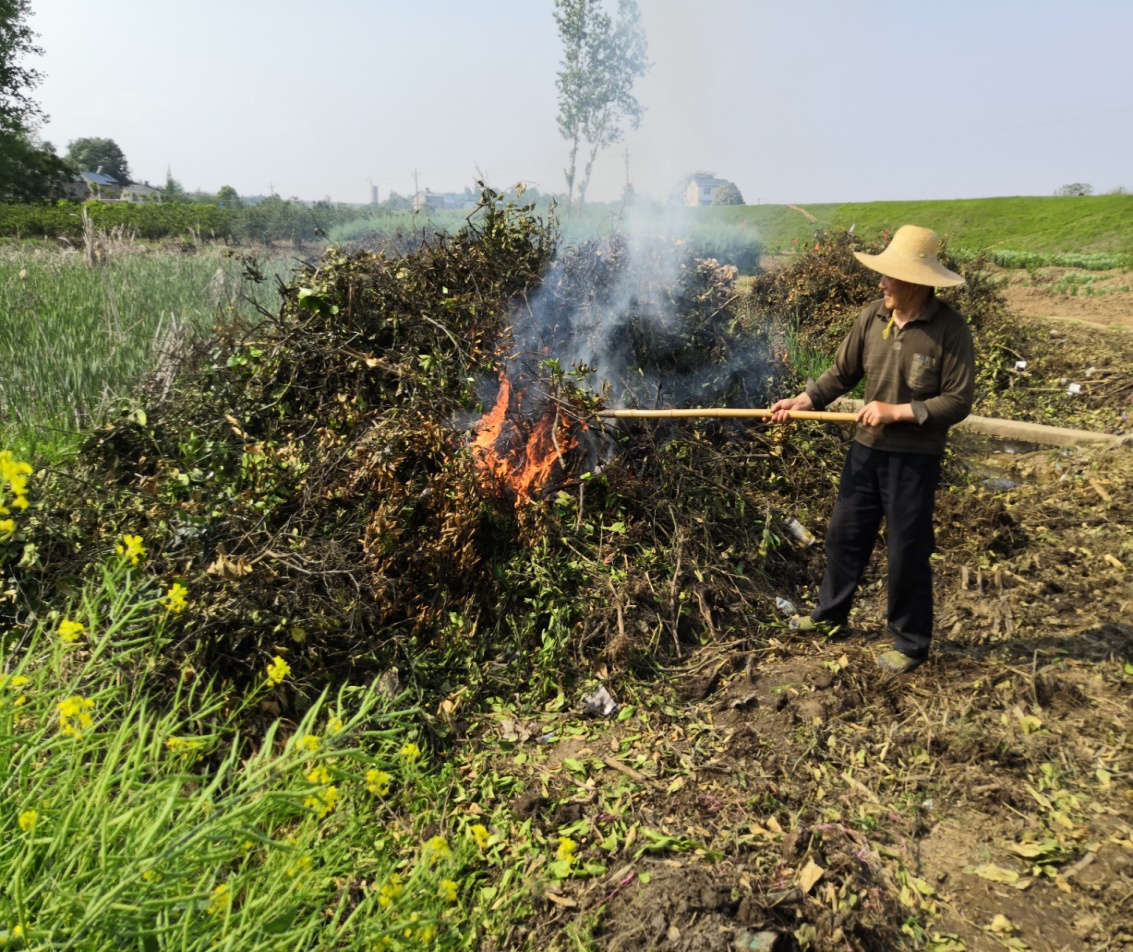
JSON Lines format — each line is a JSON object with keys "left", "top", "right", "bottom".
{"left": 907, "top": 353, "right": 940, "bottom": 395}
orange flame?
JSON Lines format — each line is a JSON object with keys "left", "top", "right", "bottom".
{"left": 472, "top": 373, "right": 584, "bottom": 504}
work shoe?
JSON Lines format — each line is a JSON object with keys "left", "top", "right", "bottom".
{"left": 877, "top": 649, "right": 925, "bottom": 674}
{"left": 791, "top": 615, "right": 842, "bottom": 637}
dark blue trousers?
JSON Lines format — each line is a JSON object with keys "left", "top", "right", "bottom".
{"left": 812, "top": 441, "right": 942, "bottom": 659}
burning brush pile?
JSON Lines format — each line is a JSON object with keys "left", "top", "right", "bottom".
{"left": 12, "top": 190, "right": 830, "bottom": 709}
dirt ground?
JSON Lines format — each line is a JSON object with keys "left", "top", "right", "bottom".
{"left": 455, "top": 432, "right": 1133, "bottom": 952}
{"left": 998, "top": 266, "right": 1133, "bottom": 330}
{"left": 454, "top": 280, "right": 1133, "bottom": 951}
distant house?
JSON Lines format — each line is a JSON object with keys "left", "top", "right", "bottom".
{"left": 412, "top": 189, "right": 476, "bottom": 213}
{"left": 121, "top": 183, "right": 162, "bottom": 203}
{"left": 79, "top": 168, "right": 122, "bottom": 200}
{"left": 685, "top": 175, "right": 730, "bottom": 207}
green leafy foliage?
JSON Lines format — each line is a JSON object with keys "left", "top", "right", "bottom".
{"left": 0, "top": 197, "right": 371, "bottom": 242}
{"left": 65, "top": 136, "right": 130, "bottom": 182}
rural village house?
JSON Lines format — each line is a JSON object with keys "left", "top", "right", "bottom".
{"left": 686, "top": 175, "right": 732, "bottom": 207}
{"left": 78, "top": 168, "right": 122, "bottom": 200}
{"left": 121, "top": 183, "right": 162, "bottom": 203}
{"left": 59, "top": 171, "right": 163, "bottom": 203}
{"left": 412, "top": 189, "right": 477, "bottom": 213}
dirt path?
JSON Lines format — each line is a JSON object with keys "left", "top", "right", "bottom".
{"left": 786, "top": 204, "right": 818, "bottom": 223}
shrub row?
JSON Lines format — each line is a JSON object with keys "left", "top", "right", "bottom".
{"left": 0, "top": 199, "right": 370, "bottom": 244}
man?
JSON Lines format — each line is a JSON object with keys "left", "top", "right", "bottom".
{"left": 770, "top": 225, "right": 975, "bottom": 673}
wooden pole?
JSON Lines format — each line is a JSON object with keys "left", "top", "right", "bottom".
{"left": 597, "top": 408, "right": 858, "bottom": 422}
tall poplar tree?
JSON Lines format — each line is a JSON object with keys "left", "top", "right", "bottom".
{"left": 554, "top": 0, "right": 648, "bottom": 213}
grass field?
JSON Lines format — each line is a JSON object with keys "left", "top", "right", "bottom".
{"left": 0, "top": 247, "right": 288, "bottom": 456}
{"left": 704, "top": 194, "right": 1133, "bottom": 262}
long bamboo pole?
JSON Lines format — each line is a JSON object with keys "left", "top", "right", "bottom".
{"left": 597, "top": 408, "right": 858, "bottom": 422}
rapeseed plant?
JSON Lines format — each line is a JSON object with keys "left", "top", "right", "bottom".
{"left": 0, "top": 451, "right": 31, "bottom": 510}
{"left": 0, "top": 450, "right": 31, "bottom": 539}
{"left": 366, "top": 768, "right": 392, "bottom": 796}
{"left": 0, "top": 674, "right": 28, "bottom": 708}
{"left": 161, "top": 582, "right": 188, "bottom": 613}
{"left": 206, "top": 883, "right": 230, "bottom": 918}
{"left": 469, "top": 823, "right": 491, "bottom": 851}
{"left": 422, "top": 835, "right": 453, "bottom": 865}
{"left": 266, "top": 655, "right": 291, "bottom": 686}
{"left": 57, "top": 618, "right": 84, "bottom": 643}
{"left": 116, "top": 533, "right": 147, "bottom": 566}
{"left": 556, "top": 836, "right": 577, "bottom": 865}
{"left": 56, "top": 695, "right": 95, "bottom": 737}
{"left": 378, "top": 873, "right": 404, "bottom": 907}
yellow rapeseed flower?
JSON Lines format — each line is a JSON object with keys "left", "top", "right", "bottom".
{"left": 206, "top": 883, "right": 230, "bottom": 917}
{"left": 0, "top": 452, "right": 32, "bottom": 514}
{"left": 556, "top": 836, "right": 577, "bottom": 865}
{"left": 421, "top": 835, "right": 452, "bottom": 865}
{"left": 366, "top": 769, "right": 392, "bottom": 796}
{"left": 162, "top": 582, "right": 188, "bottom": 613}
{"left": 303, "top": 766, "right": 339, "bottom": 818}
{"left": 0, "top": 518, "right": 14, "bottom": 535}
{"left": 165, "top": 737, "right": 203, "bottom": 760}
{"left": 399, "top": 742, "right": 421, "bottom": 762}
{"left": 469, "top": 824, "right": 490, "bottom": 851}
{"left": 305, "top": 766, "right": 330, "bottom": 785}
{"left": 326, "top": 716, "right": 344, "bottom": 734}
{"left": 58, "top": 619, "right": 85, "bottom": 643}
{"left": 265, "top": 655, "right": 290, "bottom": 686}
{"left": 297, "top": 734, "right": 319, "bottom": 753}
{"left": 17, "top": 810, "right": 37, "bottom": 832}
{"left": 378, "top": 873, "right": 403, "bottom": 907}
{"left": 116, "top": 534, "right": 147, "bottom": 566}
{"left": 0, "top": 674, "right": 29, "bottom": 708}
{"left": 57, "top": 695, "right": 95, "bottom": 738}
{"left": 439, "top": 879, "right": 458, "bottom": 904}
{"left": 287, "top": 855, "right": 313, "bottom": 877}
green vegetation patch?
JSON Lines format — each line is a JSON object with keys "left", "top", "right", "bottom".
{"left": 0, "top": 247, "right": 287, "bottom": 456}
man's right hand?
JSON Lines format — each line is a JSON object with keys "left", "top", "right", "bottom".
{"left": 769, "top": 393, "right": 814, "bottom": 423}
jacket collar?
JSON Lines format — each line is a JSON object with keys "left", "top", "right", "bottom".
{"left": 877, "top": 295, "right": 941, "bottom": 325}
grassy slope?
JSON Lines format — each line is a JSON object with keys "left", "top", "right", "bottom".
{"left": 701, "top": 194, "right": 1133, "bottom": 255}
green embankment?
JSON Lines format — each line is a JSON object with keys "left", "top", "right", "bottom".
{"left": 703, "top": 194, "right": 1133, "bottom": 258}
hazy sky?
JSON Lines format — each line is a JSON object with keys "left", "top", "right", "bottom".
{"left": 28, "top": 0, "right": 1133, "bottom": 205}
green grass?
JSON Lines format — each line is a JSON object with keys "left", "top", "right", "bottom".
{"left": 0, "top": 499, "right": 526, "bottom": 949}
{"left": 824, "top": 195, "right": 1133, "bottom": 255}
{"left": 0, "top": 249, "right": 289, "bottom": 458}
{"left": 0, "top": 460, "right": 600, "bottom": 950}
{"left": 694, "top": 195, "right": 1133, "bottom": 262}
{"left": 335, "top": 194, "right": 1133, "bottom": 273}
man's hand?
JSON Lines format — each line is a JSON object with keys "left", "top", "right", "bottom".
{"left": 856, "top": 401, "right": 915, "bottom": 427}
{"left": 769, "top": 393, "right": 814, "bottom": 423}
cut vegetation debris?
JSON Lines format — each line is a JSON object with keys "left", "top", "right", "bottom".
{"left": 1, "top": 192, "right": 1130, "bottom": 949}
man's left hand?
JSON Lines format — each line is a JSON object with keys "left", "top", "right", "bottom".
{"left": 856, "top": 401, "right": 915, "bottom": 427}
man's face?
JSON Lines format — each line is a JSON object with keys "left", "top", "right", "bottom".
{"left": 879, "top": 275, "right": 926, "bottom": 312}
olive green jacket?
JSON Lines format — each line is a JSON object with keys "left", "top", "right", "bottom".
{"left": 805, "top": 297, "right": 975, "bottom": 455}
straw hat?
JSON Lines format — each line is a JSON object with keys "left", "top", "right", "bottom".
{"left": 853, "top": 225, "right": 965, "bottom": 287}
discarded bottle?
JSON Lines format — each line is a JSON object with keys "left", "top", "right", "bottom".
{"left": 786, "top": 518, "right": 816, "bottom": 547}
{"left": 774, "top": 597, "right": 796, "bottom": 616}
